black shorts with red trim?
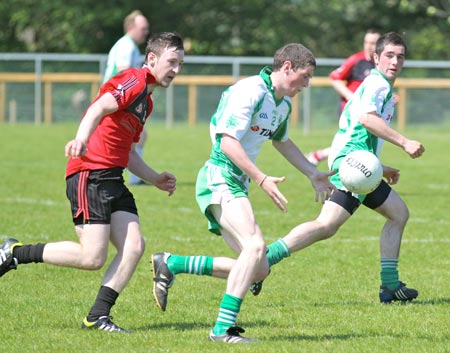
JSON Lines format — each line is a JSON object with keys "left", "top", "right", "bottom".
{"left": 66, "top": 167, "right": 138, "bottom": 225}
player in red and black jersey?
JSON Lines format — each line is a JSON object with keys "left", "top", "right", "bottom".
{"left": 330, "top": 29, "right": 381, "bottom": 113}
{"left": 307, "top": 30, "right": 380, "bottom": 165}
{"left": 0, "top": 32, "right": 184, "bottom": 333}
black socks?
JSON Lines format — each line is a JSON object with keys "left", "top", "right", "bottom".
{"left": 13, "top": 243, "right": 45, "bottom": 264}
{"left": 86, "top": 286, "right": 119, "bottom": 322}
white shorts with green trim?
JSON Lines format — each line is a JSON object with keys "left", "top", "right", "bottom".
{"left": 195, "top": 162, "right": 249, "bottom": 235}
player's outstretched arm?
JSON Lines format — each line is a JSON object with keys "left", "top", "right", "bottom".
{"left": 272, "top": 139, "right": 336, "bottom": 203}
{"left": 127, "top": 147, "right": 176, "bottom": 196}
{"left": 360, "top": 112, "right": 425, "bottom": 159}
{"left": 220, "top": 134, "right": 288, "bottom": 212}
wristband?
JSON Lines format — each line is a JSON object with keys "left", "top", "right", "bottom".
{"left": 258, "top": 175, "right": 267, "bottom": 186}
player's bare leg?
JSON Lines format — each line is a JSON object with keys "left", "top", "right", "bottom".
{"left": 42, "top": 224, "right": 110, "bottom": 269}
{"left": 375, "top": 190, "right": 417, "bottom": 303}
{"left": 102, "top": 211, "right": 145, "bottom": 291}
{"left": 82, "top": 211, "right": 144, "bottom": 332}
{"left": 206, "top": 198, "right": 268, "bottom": 342}
{"left": 282, "top": 201, "right": 350, "bottom": 252}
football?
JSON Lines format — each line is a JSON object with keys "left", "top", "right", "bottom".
{"left": 339, "top": 150, "right": 383, "bottom": 194}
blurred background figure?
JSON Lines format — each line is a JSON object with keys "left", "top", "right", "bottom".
{"left": 104, "top": 10, "right": 150, "bottom": 185}
{"left": 307, "top": 29, "right": 380, "bottom": 166}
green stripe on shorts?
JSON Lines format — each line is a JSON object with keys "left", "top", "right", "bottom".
{"left": 195, "top": 163, "right": 248, "bottom": 235}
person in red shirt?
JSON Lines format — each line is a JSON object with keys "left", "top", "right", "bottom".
{"left": 102, "top": 10, "right": 151, "bottom": 185}
{"left": 307, "top": 30, "right": 380, "bottom": 165}
{"left": 0, "top": 32, "right": 184, "bottom": 333}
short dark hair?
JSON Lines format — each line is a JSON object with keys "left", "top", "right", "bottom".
{"left": 375, "top": 32, "right": 407, "bottom": 56}
{"left": 272, "top": 43, "right": 316, "bottom": 71}
{"left": 144, "top": 32, "right": 184, "bottom": 62}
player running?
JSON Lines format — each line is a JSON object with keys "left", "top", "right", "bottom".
{"left": 152, "top": 42, "right": 335, "bottom": 343}
{"left": 0, "top": 32, "right": 184, "bottom": 333}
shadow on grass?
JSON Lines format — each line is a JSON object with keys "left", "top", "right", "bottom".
{"left": 137, "top": 321, "right": 211, "bottom": 331}
{"left": 292, "top": 297, "right": 450, "bottom": 306}
{"left": 413, "top": 297, "right": 450, "bottom": 305}
{"left": 136, "top": 319, "right": 271, "bottom": 332}
{"left": 268, "top": 331, "right": 450, "bottom": 343}
{"left": 267, "top": 332, "right": 406, "bottom": 342}
{"left": 135, "top": 297, "right": 450, "bottom": 334}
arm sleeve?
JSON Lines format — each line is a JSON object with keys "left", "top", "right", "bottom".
{"left": 102, "top": 70, "right": 145, "bottom": 110}
{"left": 360, "top": 76, "right": 391, "bottom": 115}
{"left": 215, "top": 81, "right": 260, "bottom": 141}
{"left": 329, "top": 52, "right": 362, "bottom": 81}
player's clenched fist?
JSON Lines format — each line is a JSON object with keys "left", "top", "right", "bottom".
{"left": 404, "top": 139, "right": 425, "bottom": 159}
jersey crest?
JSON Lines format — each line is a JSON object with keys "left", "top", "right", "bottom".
{"left": 126, "top": 88, "right": 149, "bottom": 124}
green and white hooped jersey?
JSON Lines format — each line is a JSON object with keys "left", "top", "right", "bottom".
{"left": 328, "top": 69, "right": 395, "bottom": 168}
{"left": 103, "top": 35, "right": 142, "bottom": 83}
{"left": 209, "top": 66, "right": 292, "bottom": 181}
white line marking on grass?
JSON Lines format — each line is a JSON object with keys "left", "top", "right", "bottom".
{"left": 339, "top": 236, "right": 450, "bottom": 243}
{"left": 408, "top": 218, "right": 450, "bottom": 225}
{"left": 425, "top": 183, "right": 449, "bottom": 190}
{"left": 2, "top": 197, "right": 62, "bottom": 206}
{"left": 176, "top": 207, "right": 195, "bottom": 213}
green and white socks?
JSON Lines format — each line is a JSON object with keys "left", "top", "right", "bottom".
{"left": 380, "top": 258, "right": 400, "bottom": 290}
{"left": 166, "top": 238, "right": 291, "bottom": 277}
{"left": 212, "top": 293, "right": 242, "bottom": 335}
{"left": 266, "top": 238, "right": 290, "bottom": 266}
{"left": 167, "top": 255, "right": 213, "bottom": 276}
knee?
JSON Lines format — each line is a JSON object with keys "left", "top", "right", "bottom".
{"left": 384, "top": 198, "right": 410, "bottom": 227}
{"left": 254, "top": 261, "right": 270, "bottom": 282}
{"left": 81, "top": 252, "right": 107, "bottom": 270}
{"left": 136, "top": 237, "right": 146, "bottom": 258}
{"left": 128, "top": 236, "right": 146, "bottom": 262}
{"left": 394, "top": 205, "right": 409, "bottom": 226}
{"left": 316, "top": 221, "right": 339, "bottom": 241}
{"left": 246, "top": 239, "right": 269, "bottom": 278}
{"left": 249, "top": 238, "right": 267, "bottom": 262}
{"left": 240, "top": 237, "right": 267, "bottom": 262}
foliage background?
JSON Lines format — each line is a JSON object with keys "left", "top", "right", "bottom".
{"left": 1, "top": 0, "right": 449, "bottom": 59}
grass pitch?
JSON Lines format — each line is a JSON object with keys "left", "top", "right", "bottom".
{"left": 0, "top": 122, "right": 449, "bottom": 353}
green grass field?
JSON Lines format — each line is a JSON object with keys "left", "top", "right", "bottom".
{"left": 1, "top": 122, "right": 449, "bottom": 353}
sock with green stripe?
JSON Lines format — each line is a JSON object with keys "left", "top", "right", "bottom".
{"left": 167, "top": 255, "right": 213, "bottom": 276}
{"left": 212, "top": 293, "right": 242, "bottom": 335}
{"left": 380, "top": 258, "right": 400, "bottom": 290}
{"left": 266, "top": 238, "right": 290, "bottom": 267}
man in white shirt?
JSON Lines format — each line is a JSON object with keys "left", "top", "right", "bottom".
{"left": 104, "top": 10, "right": 150, "bottom": 185}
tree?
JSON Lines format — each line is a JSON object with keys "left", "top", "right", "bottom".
{"left": 1, "top": 0, "right": 449, "bottom": 59}
{"left": 0, "top": 0, "right": 133, "bottom": 53}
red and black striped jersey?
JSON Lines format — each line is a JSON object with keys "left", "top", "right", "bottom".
{"left": 329, "top": 51, "right": 375, "bottom": 112}
{"left": 66, "top": 67, "right": 155, "bottom": 177}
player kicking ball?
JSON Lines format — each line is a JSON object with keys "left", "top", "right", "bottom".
{"left": 152, "top": 32, "right": 423, "bottom": 344}
{"left": 152, "top": 42, "right": 335, "bottom": 343}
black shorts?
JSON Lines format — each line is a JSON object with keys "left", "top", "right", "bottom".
{"left": 66, "top": 167, "right": 138, "bottom": 225}
{"left": 328, "top": 180, "right": 392, "bottom": 215}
